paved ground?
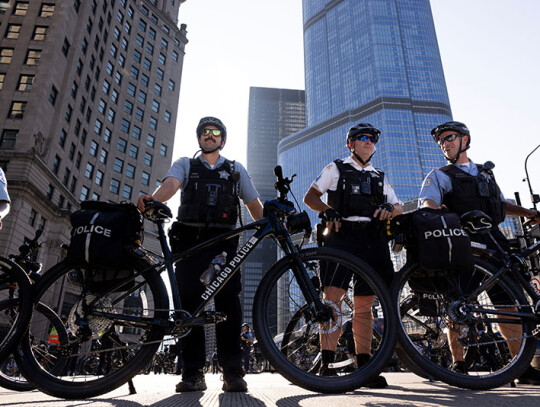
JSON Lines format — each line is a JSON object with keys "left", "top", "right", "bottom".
{"left": 2, "top": 372, "right": 540, "bottom": 407}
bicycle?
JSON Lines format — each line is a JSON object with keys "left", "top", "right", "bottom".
{"left": 0, "top": 229, "right": 71, "bottom": 392}
{"left": 16, "top": 166, "right": 396, "bottom": 399}
{"left": 392, "top": 209, "right": 540, "bottom": 389}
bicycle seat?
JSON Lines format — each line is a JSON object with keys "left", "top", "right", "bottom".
{"left": 460, "top": 210, "right": 492, "bottom": 234}
{"left": 143, "top": 200, "right": 173, "bottom": 222}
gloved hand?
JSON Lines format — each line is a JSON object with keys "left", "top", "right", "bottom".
{"left": 319, "top": 208, "right": 342, "bottom": 223}
{"left": 374, "top": 203, "right": 394, "bottom": 220}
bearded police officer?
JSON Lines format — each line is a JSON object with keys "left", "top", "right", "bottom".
{"left": 304, "top": 123, "right": 402, "bottom": 388}
{"left": 419, "top": 120, "right": 540, "bottom": 384}
{"left": 138, "top": 116, "right": 263, "bottom": 393}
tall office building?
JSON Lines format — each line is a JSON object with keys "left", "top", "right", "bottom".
{"left": 278, "top": 0, "right": 452, "bottom": 211}
{"left": 241, "top": 87, "right": 306, "bottom": 324}
{"left": 0, "top": 0, "right": 188, "bottom": 269}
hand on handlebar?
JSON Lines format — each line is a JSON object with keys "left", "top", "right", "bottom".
{"left": 137, "top": 195, "right": 154, "bottom": 212}
{"left": 319, "top": 208, "right": 342, "bottom": 232}
{"left": 373, "top": 203, "right": 394, "bottom": 221}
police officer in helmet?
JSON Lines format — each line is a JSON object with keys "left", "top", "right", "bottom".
{"left": 304, "top": 123, "right": 402, "bottom": 388}
{"left": 138, "top": 116, "right": 263, "bottom": 393}
{"left": 419, "top": 120, "right": 540, "bottom": 384}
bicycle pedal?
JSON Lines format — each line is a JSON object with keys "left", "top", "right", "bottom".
{"left": 203, "top": 311, "right": 227, "bottom": 324}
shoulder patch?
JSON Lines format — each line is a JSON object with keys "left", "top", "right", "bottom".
{"left": 422, "top": 178, "right": 431, "bottom": 187}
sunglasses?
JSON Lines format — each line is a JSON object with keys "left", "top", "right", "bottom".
{"left": 437, "top": 133, "right": 460, "bottom": 146}
{"left": 352, "top": 134, "right": 377, "bottom": 144}
{"left": 201, "top": 129, "right": 222, "bottom": 137}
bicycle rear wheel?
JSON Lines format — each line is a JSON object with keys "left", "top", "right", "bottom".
{"left": 253, "top": 247, "right": 396, "bottom": 393}
{"left": 16, "top": 260, "right": 168, "bottom": 399}
{"left": 0, "top": 257, "right": 33, "bottom": 362}
{"left": 393, "top": 259, "right": 537, "bottom": 389}
{"left": 0, "top": 300, "right": 67, "bottom": 391}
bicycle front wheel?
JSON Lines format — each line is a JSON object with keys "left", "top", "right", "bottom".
{"left": 0, "top": 257, "right": 33, "bottom": 362}
{"left": 16, "top": 260, "right": 168, "bottom": 399}
{"left": 253, "top": 247, "right": 396, "bottom": 393}
{"left": 393, "top": 259, "right": 537, "bottom": 389}
{"left": 0, "top": 300, "right": 68, "bottom": 391}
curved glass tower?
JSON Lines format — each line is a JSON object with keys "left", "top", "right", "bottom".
{"left": 279, "top": 0, "right": 452, "bottom": 210}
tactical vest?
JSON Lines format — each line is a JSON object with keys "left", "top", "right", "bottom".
{"left": 441, "top": 164, "right": 506, "bottom": 226}
{"left": 327, "top": 160, "right": 386, "bottom": 218}
{"left": 178, "top": 158, "right": 239, "bottom": 227}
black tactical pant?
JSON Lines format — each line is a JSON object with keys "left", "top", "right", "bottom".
{"left": 172, "top": 223, "right": 242, "bottom": 372}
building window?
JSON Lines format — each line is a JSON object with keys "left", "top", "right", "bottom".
{"left": 74, "top": 120, "right": 81, "bottom": 136}
{"left": 102, "top": 79, "right": 110, "bottom": 94}
{"left": 29, "top": 208, "right": 37, "bottom": 226}
{"left": 141, "top": 171, "right": 150, "bottom": 186}
{"left": 76, "top": 59, "right": 83, "bottom": 75}
{"left": 99, "top": 148, "right": 108, "bottom": 164}
{"left": 106, "top": 61, "right": 114, "bottom": 76}
{"left": 114, "top": 71, "right": 122, "bottom": 85}
{"left": 69, "top": 143, "right": 76, "bottom": 160}
{"left": 154, "top": 84, "right": 162, "bottom": 96}
{"left": 126, "top": 164, "right": 135, "bottom": 178}
{"left": 121, "top": 118, "right": 130, "bottom": 133}
{"left": 9, "top": 101, "right": 26, "bottom": 119}
{"left": 0, "top": 73, "right": 4, "bottom": 90}
{"left": 130, "top": 66, "right": 139, "bottom": 79}
{"left": 63, "top": 168, "right": 70, "bottom": 186}
{"left": 70, "top": 177, "right": 77, "bottom": 193}
{"left": 164, "top": 111, "right": 171, "bottom": 123}
{"left": 127, "top": 82, "right": 136, "bottom": 96}
{"left": 121, "top": 37, "right": 128, "bottom": 50}
{"left": 149, "top": 117, "right": 157, "bottom": 130}
{"left": 113, "top": 26, "right": 121, "bottom": 40}
{"left": 110, "top": 179, "right": 120, "bottom": 194}
{"left": 6, "top": 24, "right": 22, "bottom": 39}
{"left": 125, "top": 21, "right": 132, "bottom": 34}
{"left": 136, "top": 33, "right": 144, "bottom": 47}
{"left": 98, "top": 99, "right": 107, "bottom": 114}
{"left": 1, "top": 48, "right": 14, "bottom": 64}
{"left": 132, "top": 125, "right": 141, "bottom": 140}
{"left": 168, "top": 79, "right": 175, "bottom": 91}
{"left": 71, "top": 82, "right": 78, "bottom": 98}
{"left": 172, "top": 50, "right": 179, "bottom": 62}
{"left": 65, "top": 105, "right": 73, "bottom": 123}
{"left": 0, "top": 130, "right": 18, "bottom": 148}
{"left": 90, "top": 140, "right": 98, "bottom": 156}
{"left": 124, "top": 100, "right": 134, "bottom": 115}
{"left": 18, "top": 74, "right": 35, "bottom": 91}
{"left": 157, "top": 68, "right": 164, "bottom": 80}
{"left": 148, "top": 27, "right": 156, "bottom": 39}
{"left": 147, "top": 134, "right": 155, "bottom": 148}
{"left": 104, "top": 128, "right": 112, "bottom": 143}
{"left": 52, "top": 155, "right": 61, "bottom": 175}
{"left": 32, "top": 26, "right": 48, "bottom": 41}
{"left": 76, "top": 152, "right": 82, "bottom": 169}
{"left": 95, "top": 170, "right": 104, "bottom": 186}
{"left": 135, "top": 107, "right": 144, "bottom": 121}
{"left": 122, "top": 184, "right": 132, "bottom": 199}
{"left": 118, "top": 54, "right": 125, "bottom": 67}
{"left": 80, "top": 97, "right": 87, "bottom": 113}
{"left": 141, "top": 74, "right": 149, "bottom": 87}
{"left": 25, "top": 49, "right": 41, "bottom": 65}
{"left": 14, "top": 2, "right": 29, "bottom": 16}
{"left": 160, "top": 144, "right": 167, "bottom": 157}
{"left": 144, "top": 152, "right": 152, "bottom": 166}
{"left": 107, "top": 108, "right": 116, "bottom": 123}
{"left": 110, "top": 44, "right": 117, "bottom": 58}
{"left": 117, "top": 137, "right": 127, "bottom": 153}
{"left": 46, "top": 184, "right": 54, "bottom": 200}
{"left": 158, "top": 53, "right": 166, "bottom": 65}
{"left": 133, "top": 50, "right": 142, "bottom": 63}
{"left": 111, "top": 89, "right": 119, "bottom": 104}
{"left": 40, "top": 3, "right": 55, "bottom": 17}
{"left": 143, "top": 57, "right": 152, "bottom": 71}
{"left": 85, "top": 163, "right": 94, "bottom": 179}
{"left": 139, "top": 19, "right": 147, "bottom": 32}
{"left": 151, "top": 100, "right": 160, "bottom": 113}
{"left": 146, "top": 43, "right": 154, "bottom": 55}
{"left": 129, "top": 144, "right": 138, "bottom": 158}
{"left": 138, "top": 90, "right": 147, "bottom": 103}
{"left": 62, "top": 38, "right": 71, "bottom": 56}
{"left": 160, "top": 38, "right": 168, "bottom": 50}
{"left": 59, "top": 130, "right": 67, "bottom": 148}
{"left": 80, "top": 185, "right": 89, "bottom": 201}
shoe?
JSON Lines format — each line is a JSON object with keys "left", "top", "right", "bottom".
{"left": 518, "top": 366, "right": 540, "bottom": 385}
{"left": 363, "top": 375, "right": 388, "bottom": 389}
{"left": 222, "top": 368, "right": 248, "bottom": 392}
{"left": 450, "top": 361, "right": 468, "bottom": 375}
{"left": 318, "top": 363, "right": 337, "bottom": 376}
{"left": 175, "top": 369, "right": 207, "bottom": 392}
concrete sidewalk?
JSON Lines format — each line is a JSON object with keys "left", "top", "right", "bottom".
{"left": 2, "top": 372, "right": 539, "bottom": 406}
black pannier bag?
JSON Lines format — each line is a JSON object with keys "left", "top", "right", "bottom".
{"left": 66, "top": 201, "right": 142, "bottom": 270}
{"left": 391, "top": 208, "right": 474, "bottom": 315}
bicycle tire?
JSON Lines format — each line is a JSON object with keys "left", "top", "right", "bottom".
{"left": 0, "top": 300, "right": 68, "bottom": 391}
{"left": 393, "top": 259, "right": 537, "bottom": 390}
{"left": 253, "top": 247, "right": 396, "bottom": 393}
{"left": 16, "top": 260, "right": 168, "bottom": 399}
{"left": 0, "top": 257, "right": 33, "bottom": 362}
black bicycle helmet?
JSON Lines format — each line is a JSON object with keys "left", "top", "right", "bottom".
{"left": 196, "top": 116, "right": 227, "bottom": 143}
{"left": 431, "top": 121, "right": 470, "bottom": 148}
{"left": 346, "top": 123, "right": 381, "bottom": 146}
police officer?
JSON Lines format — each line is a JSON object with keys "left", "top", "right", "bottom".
{"left": 137, "top": 116, "right": 263, "bottom": 393}
{"left": 0, "top": 167, "right": 11, "bottom": 230}
{"left": 304, "top": 123, "right": 402, "bottom": 388}
{"left": 419, "top": 120, "right": 540, "bottom": 384}
{"left": 240, "top": 323, "right": 254, "bottom": 373}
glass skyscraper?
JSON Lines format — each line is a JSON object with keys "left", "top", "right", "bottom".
{"left": 278, "top": 0, "right": 452, "bottom": 212}
{"left": 241, "top": 87, "right": 306, "bottom": 324}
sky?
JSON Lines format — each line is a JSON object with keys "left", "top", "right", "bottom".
{"left": 171, "top": 0, "right": 540, "bottom": 210}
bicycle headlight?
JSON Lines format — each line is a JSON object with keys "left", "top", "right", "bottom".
{"left": 286, "top": 211, "right": 311, "bottom": 235}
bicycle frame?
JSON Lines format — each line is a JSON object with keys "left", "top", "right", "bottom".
{"left": 89, "top": 201, "right": 324, "bottom": 331}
